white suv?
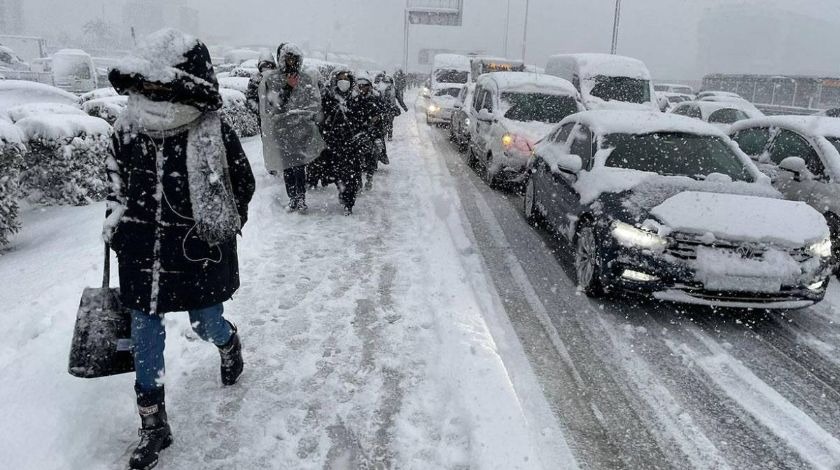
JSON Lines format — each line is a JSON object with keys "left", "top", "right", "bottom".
{"left": 468, "top": 72, "right": 584, "bottom": 187}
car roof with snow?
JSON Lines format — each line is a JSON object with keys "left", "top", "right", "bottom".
{"left": 730, "top": 115, "right": 840, "bottom": 138}
{"left": 562, "top": 110, "right": 728, "bottom": 137}
{"left": 674, "top": 100, "right": 755, "bottom": 115}
{"left": 433, "top": 54, "right": 470, "bottom": 69}
{"left": 547, "top": 53, "right": 651, "bottom": 80}
{"left": 476, "top": 72, "right": 578, "bottom": 96}
{"left": 0, "top": 80, "right": 79, "bottom": 109}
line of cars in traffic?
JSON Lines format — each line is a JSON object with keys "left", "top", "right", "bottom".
{"left": 424, "top": 52, "right": 838, "bottom": 311}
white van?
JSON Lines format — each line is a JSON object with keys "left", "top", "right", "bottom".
{"left": 52, "top": 49, "right": 97, "bottom": 93}
{"left": 545, "top": 53, "right": 657, "bottom": 111}
{"left": 431, "top": 54, "right": 471, "bottom": 89}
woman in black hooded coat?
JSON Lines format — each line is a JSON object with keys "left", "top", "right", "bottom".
{"left": 105, "top": 29, "right": 255, "bottom": 470}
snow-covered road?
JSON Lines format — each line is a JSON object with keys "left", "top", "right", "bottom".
{"left": 0, "top": 103, "right": 574, "bottom": 469}
{"left": 5, "top": 92, "right": 840, "bottom": 469}
{"left": 422, "top": 103, "right": 840, "bottom": 469}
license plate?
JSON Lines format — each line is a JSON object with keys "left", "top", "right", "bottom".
{"left": 704, "top": 276, "right": 781, "bottom": 293}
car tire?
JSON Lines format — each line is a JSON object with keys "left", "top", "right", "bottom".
{"left": 825, "top": 213, "right": 840, "bottom": 276}
{"left": 575, "top": 222, "right": 606, "bottom": 297}
{"left": 524, "top": 176, "right": 544, "bottom": 226}
{"left": 467, "top": 146, "right": 478, "bottom": 168}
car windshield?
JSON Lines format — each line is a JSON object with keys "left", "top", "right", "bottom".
{"left": 589, "top": 76, "right": 651, "bottom": 104}
{"left": 435, "top": 69, "right": 469, "bottom": 84}
{"left": 500, "top": 92, "right": 579, "bottom": 123}
{"left": 435, "top": 88, "right": 461, "bottom": 98}
{"left": 603, "top": 132, "right": 754, "bottom": 181}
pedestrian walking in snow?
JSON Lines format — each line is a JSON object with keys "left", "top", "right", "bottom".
{"left": 393, "top": 67, "right": 410, "bottom": 115}
{"left": 105, "top": 29, "right": 255, "bottom": 470}
{"left": 377, "top": 74, "right": 405, "bottom": 141}
{"left": 259, "top": 43, "right": 325, "bottom": 213}
{"left": 321, "top": 68, "right": 366, "bottom": 215}
{"left": 246, "top": 51, "right": 277, "bottom": 122}
{"left": 354, "top": 75, "right": 385, "bottom": 191}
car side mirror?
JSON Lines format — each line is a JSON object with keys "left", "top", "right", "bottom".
{"left": 557, "top": 154, "right": 583, "bottom": 174}
{"left": 779, "top": 156, "right": 810, "bottom": 181}
{"left": 477, "top": 108, "right": 495, "bottom": 122}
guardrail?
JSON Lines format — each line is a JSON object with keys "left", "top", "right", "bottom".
{"left": 754, "top": 104, "right": 823, "bottom": 116}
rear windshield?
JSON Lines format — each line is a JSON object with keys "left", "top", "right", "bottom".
{"left": 435, "top": 88, "right": 461, "bottom": 98}
{"left": 590, "top": 76, "right": 651, "bottom": 104}
{"left": 603, "top": 132, "right": 753, "bottom": 182}
{"left": 708, "top": 108, "right": 749, "bottom": 124}
{"left": 435, "top": 69, "right": 469, "bottom": 84}
{"left": 501, "top": 92, "right": 579, "bottom": 123}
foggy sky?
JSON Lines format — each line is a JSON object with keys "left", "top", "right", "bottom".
{"left": 21, "top": 0, "right": 840, "bottom": 79}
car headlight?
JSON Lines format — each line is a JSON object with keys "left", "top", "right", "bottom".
{"left": 428, "top": 104, "right": 439, "bottom": 113}
{"left": 464, "top": 118, "right": 470, "bottom": 126}
{"left": 611, "top": 221, "right": 668, "bottom": 251}
{"left": 502, "top": 133, "right": 514, "bottom": 147}
{"left": 808, "top": 237, "right": 832, "bottom": 258}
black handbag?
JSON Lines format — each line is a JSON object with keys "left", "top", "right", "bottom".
{"left": 68, "top": 244, "right": 135, "bottom": 378}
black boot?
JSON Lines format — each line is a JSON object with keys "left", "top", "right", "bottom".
{"left": 219, "top": 323, "right": 244, "bottom": 386}
{"left": 129, "top": 385, "right": 173, "bottom": 470}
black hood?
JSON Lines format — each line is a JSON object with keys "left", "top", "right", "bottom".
{"left": 109, "top": 29, "right": 223, "bottom": 112}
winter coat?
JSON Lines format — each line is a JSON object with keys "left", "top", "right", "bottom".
{"left": 259, "top": 67, "right": 326, "bottom": 173}
{"left": 106, "top": 29, "right": 256, "bottom": 314}
{"left": 107, "top": 123, "right": 255, "bottom": 314}
{"left": 349, "top": 90, "right": 386, "bottom": 148}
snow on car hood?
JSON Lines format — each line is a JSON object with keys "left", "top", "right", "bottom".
{"left": 432, "top": 94, "right": 460, "bottom": 110}
{"left": 503, "top": 120, "right": 556, "bottom": 144}
{"left": 650, "top": 191, "right": 828, "bottom": 247}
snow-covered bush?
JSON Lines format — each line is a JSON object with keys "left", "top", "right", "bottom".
{"left": 220, "top": 88, "right": 259, "bottom": 138}
{"left": 15, "top": 115, "right": 112, "bottom": 206}
{"left": 0, "top": 122, "right": 25, "bottom": 247}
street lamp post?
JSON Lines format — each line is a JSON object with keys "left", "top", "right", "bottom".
{"left": 611, "top": 0, "right": 622, "bottom": 54}
{"left": 504, "top": 0, "right": 511, "bottom": 57}
{"left": 522, "top": 0, "right": 531, "bottom": 62}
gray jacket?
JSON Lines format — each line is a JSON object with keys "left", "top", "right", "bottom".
{"left": 259, "top": 68, "right": 325, "bottom": 172}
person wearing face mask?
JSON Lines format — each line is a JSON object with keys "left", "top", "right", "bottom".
{"left": 245, "top": 50, "right": 277, "bottom": 122}
{"left": 105, "top": 29, "right": 255, "bottom": 470}
{"left": 259, "top": 43, "right": 325, "bottom": 213}
{"left": 377, "top": 74, "right": 404, "bottom": 142}
{"left": 320, "top": 68, "right": 364, "bottom": 215}
{"left": 354, "top": 74, "right": 386, "bottom": 191}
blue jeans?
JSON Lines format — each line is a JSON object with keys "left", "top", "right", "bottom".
{"left": 132, "top": 304, "right": 234, "bottom": 393}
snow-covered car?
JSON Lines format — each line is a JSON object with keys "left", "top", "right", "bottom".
{"left": 431, "top": 53, "right": 471, "bottom": 89}
{"left": 654, "top": 83, "right": 695, "bottom": 98}
{"left": 469, "top": 72, "right": 584, "bottom": 186}
{"left": 698, "top": 90, "right": 743, "bottom": 100}
{"left": 698, "top": 95, "right": 763, "bottom": 118}
{"left": 655, "top": 91, "right": 692, "bottom": 112}
{"left": 449, "top": 83, "right": 475, "bottom": 152}
{"left": 4, "top": 102, "right": 86, "bottom": 123}
{"left": 524, "top": 110, "right": 832, "bottom": 309}
{"left": 670, "top": 100, "right": 753, "bottom": 132}
{"left": 545, "top": 53, "right": 658, "bottom": 111}
{"left": 52, "top": 49, "right": 98, "bottom": 93}
{"left": 730, "top": 116, "right": 840, "bottom": 268}
{"left": 0, "top": 80, "right": 79, "bottom": 109}
{"left": 426, "top": 84, "right": 464, "bottom": 125}
{"left": 0, "top": 45, "right": 30, "bottom": 71}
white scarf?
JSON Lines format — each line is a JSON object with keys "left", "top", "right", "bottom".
{"left": 115, "top": 97, "right": 241, "bottom": 247}
{"left": 126, "top": 93, "right": 203, "bottom": 131}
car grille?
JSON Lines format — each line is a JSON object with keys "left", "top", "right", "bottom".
{"left": 665, "top": 234, "right": 809, "bottom": 262}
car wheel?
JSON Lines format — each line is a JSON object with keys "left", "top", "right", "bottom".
{"left": 524, "top": 176, "right": 544, "bottom": 226}
{"left": 575, "top": 223, "right": 605, "bottom": 297}
{"left": 825, "top": 213, "right": 840, "bottom": 276}
{"left": 467, "top": 146, "right": 478, "bottom": 168}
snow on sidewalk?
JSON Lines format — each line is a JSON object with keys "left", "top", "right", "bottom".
{"left": 0, "top": 112, "right": 564, "bottom": 469}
